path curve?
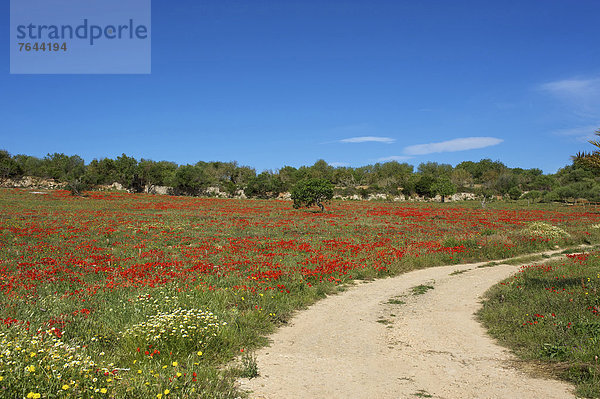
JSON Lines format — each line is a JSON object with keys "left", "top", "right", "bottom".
{"left": 239, "top": 252, "right": 576, "bottom": 399}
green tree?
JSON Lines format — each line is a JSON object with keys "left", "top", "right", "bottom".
{"left": 508, "top": 186, "right": 522, "bottom": 200}
{"left": 114, "top": 154, "right": 141, "bottom": 191}
{"left": 244, "top": 171, "right": 283, "bottom": 198}
{"left": 173, "top": 164, "right": 210, "bottom": 196}
{"left": 414, "top": 175, "right": 437, "bottom": 197}
{"left": 291, "top": 178, "right": 334, "bottom": 212}
{"left": 456, "top": 159, "right": 506, "bottom": 182}
{"left": 138, "top": 159, "right": 178, "bottom": 189}
{"left": 573, "top": 130, "right": 600, "bottom": 171}
{"left": 0, "top": 150, "right": 21, "bottom": 179}
{"left": 84, "top": 158, "right": 117, "bottom": 185}
{"left": 417, "top": 162, "right": 453, "bottom": 178}
{"left": 277, "top": 166, "right": 299, "bottom": 191}
{"left": 431, "top": 177, "right": 456, "bottom": 202}
{"left": 13, "top": 154, "right": 43, "bottom": 177}
{"left": 450, "top": 168, "right": 473, "bottom": 189}
{"left": 41, "top": 153, "right": 85, "bottom": 182}
{"left": 308, "top": 159, "right": 334, "bottom": 180}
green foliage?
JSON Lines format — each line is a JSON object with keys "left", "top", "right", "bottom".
{"left": 173, "top": 164, "right": 210, "bottom": 196}
{"left": 291, "top": 178, "right": 334, "bottom": 211}
{"left": 41, "top": 153, "right": 86, "bottom": 182}
{"left": 508, "top": 186, "right": 522, "bottom": 200}
{"left": 417, "top": 162, "right": 453, "bottom": 178}
{"left": 0, "top": 150, "right": 21, "bottom": 179}
{"left": 244, "top": 171, "right": 283, "bottom": 199}
{"left": 238, "top": 352, "right": 259, "bottom": 379}
{"left": 573, "top": 130, "right": 600, "bottom": 172}
{"left": 431, "top": 177, "right": 456, "bottom": 201}
{"left": 114, "top": 153, "right": 142, "bottom": 191}
{"left": 479, "top": 253, "right": 600, "bottom": 397}
{"left": 414, "top": 175, "right": 436, "bottom": 197}
{"left": 411, "top": 284, "right": 434, "bottom": 295}
{"left": 2, "top": 147, "right": 599, "bottom": 202}
{"left": 451, "top": 167, "right": 474, "bottom": 189}
{"left": 456, "top": 159, "right": 507, "bottom": 180}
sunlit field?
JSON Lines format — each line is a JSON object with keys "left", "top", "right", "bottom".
{"left": 1, "top": 189, "right": 599, "bottom": 398}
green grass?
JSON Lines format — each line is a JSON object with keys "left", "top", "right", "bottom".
{"left": 1, "top": 191, "right": 600, "bottom": 397}
{"left": 478, "top": 252, "right": 600, "bottom": 398}
{"left": 411, "top": 284, "right": 435, "bottom": 295}
{"left": 413, "top": 389, "right": 433, "bottom": 397}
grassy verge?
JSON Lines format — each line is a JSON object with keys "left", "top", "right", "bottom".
{"left": 478, "top": 251, "right": 600, "bottom": 398}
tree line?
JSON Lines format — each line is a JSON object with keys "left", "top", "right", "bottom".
{"left": 0, "top": 150, "right": 598, "bottom": 202}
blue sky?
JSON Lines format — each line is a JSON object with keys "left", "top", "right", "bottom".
{"left": 2, "top": 0, "right": 600, "bottom": 173}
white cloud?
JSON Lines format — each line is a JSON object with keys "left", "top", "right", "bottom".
{"left": 403, "top": 137, "right": 503, "bottom": 155}
{"left": 539, "top": 77, "right": 600, "bottom": 119}
{"left": 540, "top": 78, "right": 600, "bottom": 97}
{"left": 376, "top": 155, "right": 413, "bottom": 162}
{"left": 339, "top": 136, "right": 395, "bottom": 144}
{"left": 329, "top": 162, "right": 350, "bottom": 167}
{"left": 553, "top": 125, "right": 599, "bottom": 142}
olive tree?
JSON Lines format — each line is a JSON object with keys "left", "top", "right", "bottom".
{"left": 291, "top": 178, "right": 334, "bottom": 212}
{"left": 431, "top": 177, "right": 456, "bottom": 202}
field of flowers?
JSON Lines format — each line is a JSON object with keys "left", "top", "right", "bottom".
{"left": 1, "top": 189, "right": 600, "bottom": 398}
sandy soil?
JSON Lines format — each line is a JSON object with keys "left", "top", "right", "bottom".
{"left": 238, "top": 253, "right": 576, "bottom": 399}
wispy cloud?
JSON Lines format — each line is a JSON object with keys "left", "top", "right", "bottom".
{"left": 403, "top": 137, "right": 503, "bottom": 155}
{"left": 540, "top": 78, "right": 600, "bottom": 97}
{"left": 553, "top": 125, "right": 599, "bottom": 142}
{"left": 539, "top": 77, "right": 600, "bottom": 118}
{"left": 339, "top": 136, "right": 395, "bottom": 144}
{"left": 376, "top": 155, "right": 413, "bottom": 162}
{"left": 329, "top": 161, "right": 350, "bottom": 167}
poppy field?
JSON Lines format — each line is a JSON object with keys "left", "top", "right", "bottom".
{"left": 1, "top": 189, "right": 600, "bottom": 398}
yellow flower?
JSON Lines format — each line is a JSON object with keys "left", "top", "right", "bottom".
{"left": 172, "top": 361, "right": 178, "bottom": 367}
{"left": 138, "top": 369, "right": 142, "bottom": 374}
{"left": 27, "top": 365, "right": 36, "bottom": 373}
{"left": 0, "top": 376, "right": 4, "bottom": 381}
{"left": 30, "top": 352, "right": 36, "bottom": 357}
{"left": 62, "top": 384, "right": 70, "bottom": 390}
{"left": 164, "top": 389, "right": 170, "bottom": 395}
{"left": 157, "top": 394, "right": 162, "bottom": 399}
{"left": 197, "top": 351, "right": 202, "bottom": 356}
{"left": 100, "top": 388, "right": 107, "bottom": 394}
{"left": 176, "top": 372, "right": 182, "bottom": 377}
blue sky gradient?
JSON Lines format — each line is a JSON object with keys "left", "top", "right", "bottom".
{"left": 2, "top": 0, "right": 600, "bottom": 173}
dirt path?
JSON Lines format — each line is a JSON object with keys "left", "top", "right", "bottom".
{"left": 238, "top": 253, "right": 576, "bottom": 399}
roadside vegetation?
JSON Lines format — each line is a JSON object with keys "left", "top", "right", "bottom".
{"left": 479, "top": 249, "right": 600, "bottom": 398}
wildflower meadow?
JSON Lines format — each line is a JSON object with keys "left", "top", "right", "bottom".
{"left": 1, "top": 189, "right": 600, "bottom": 398}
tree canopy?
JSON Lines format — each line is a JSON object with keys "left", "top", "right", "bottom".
{"left": 573, "top": 130, "right": 600, "bottom": 172}
{"left": 291, "top": 178, "right": 334, "bottom": 212}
